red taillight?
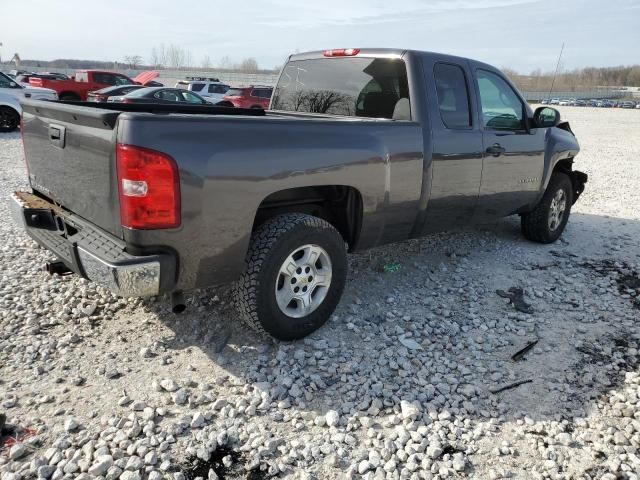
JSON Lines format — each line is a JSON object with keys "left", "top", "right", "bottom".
{"left": 116, "top": 144, "right": 180, "bottom": 229}
{"left": 323, "top": 48, "right": 360, "bottom": 57}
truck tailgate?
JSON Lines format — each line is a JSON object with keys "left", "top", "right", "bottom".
{"left": 21, "top": 100, "right": 122, "bottom": 237}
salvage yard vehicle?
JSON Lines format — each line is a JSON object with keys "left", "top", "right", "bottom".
{"left": 176, "top": 79, "right": 231, "bottom": 103}
{"left": 109, "top": 87, "right": 212, "bottom": 104}
{"left": 29, "top": 70, "right": 159, "bottom": 101}
{"left": 222, "top": 85, "right": 273, "bottom": 109}
{"left": 11, "top": 48, "right": 587, "bottom": 340}
{"left": 87, "top": 85, "right": 146, "bottom": 102}
{"left": 0, "top": 71, "right": 58, "bottom": 103}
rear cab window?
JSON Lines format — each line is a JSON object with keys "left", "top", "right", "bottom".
{"left": 433, "top": 63, "right": 471, "bottom": 129}
{"left": 271, "top": 56, "right": 411, "bottom": 120}
{"left": 226, "top": 89, "right": 246, "bottom": 97}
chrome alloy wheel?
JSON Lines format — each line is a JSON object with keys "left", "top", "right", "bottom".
{"left": 548, "top": 189, "right": 567, "bottom": 232}
{"left": 275, "top": 244, "right": 332, "bottom": 318}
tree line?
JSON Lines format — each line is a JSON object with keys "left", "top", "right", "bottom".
{"left": 504, "top": 64, "right": 640, "bottom": 92}
{"left": 9, "top": 54, "right": 640, "bottom": 88}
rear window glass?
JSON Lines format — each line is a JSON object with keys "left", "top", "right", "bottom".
{"left": 272, "top": 57, "right": 410, "bottom": 119}
{"left": 226, "top": 89, "right": 245, "bottom": 96}
{"left": 189, "top": 83, "right": 205, "bottom": 92}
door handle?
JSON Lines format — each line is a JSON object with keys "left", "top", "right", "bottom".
{"left": 486, "top": 143, "right": 505, "bottom": 157}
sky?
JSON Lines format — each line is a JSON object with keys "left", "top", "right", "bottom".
{"left": 1, "top": 0, "right": 639, "bottom": 73}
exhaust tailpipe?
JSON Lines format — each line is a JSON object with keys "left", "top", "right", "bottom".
{"left": 171, "top": 291, "right": 186, "bottom": 314}
{"left": 45, "top": 261, "right": 72, "bottom": 276}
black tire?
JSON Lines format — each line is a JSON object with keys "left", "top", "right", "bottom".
{"left": 0, "top": 107, "right": 20, "bottom": 133}
{"left": 232, "top": 213, "right": 347, "bottom": 340}
{"left": 521, "top": 172, "right": 573, "bottom": 243}
{"left": 59, "top": 93, "right": 81, "bottom": 101}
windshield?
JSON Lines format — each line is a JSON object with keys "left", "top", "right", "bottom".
{"left": 271, "top": 57, "right": 410, "bottom": 119}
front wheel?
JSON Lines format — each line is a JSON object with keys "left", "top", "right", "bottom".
{"left": 0, "top": 107, "right": 20, "bottom": 132}
{"left": 521, "top": 172, "right": 573, "bottom": 243}
{"left": 232, "top": 213, "right": 347, "bottom": 340}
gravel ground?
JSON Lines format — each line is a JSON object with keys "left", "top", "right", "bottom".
{"left": 1, "top": 106, "right": 639, "bottom": 480}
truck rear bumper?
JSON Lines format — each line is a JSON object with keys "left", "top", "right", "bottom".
{"left": 10, "top": 191, "right": 176, "bottom": 297}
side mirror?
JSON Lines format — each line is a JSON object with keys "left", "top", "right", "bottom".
{"left": 533, "top": 106, "right": 561, "bottom": 128}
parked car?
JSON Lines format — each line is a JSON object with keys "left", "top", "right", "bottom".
{"left": 574, "top": 99, "right": 587, "bottom": 107}
{"left": 620, "top": 101, "right": 635, "bottom": 109}
{"left": 29, "top": 70, "right": 159, "bottom": 101}
{"left": 636, "top": 103, "right": 640, "bottom": 109}
{"left": 549, "top": 98, "right": 560, "bottom": 105}
{"left": 111, "top": 87, "right": 211, "bottom": 104}
{"left": 87, "top": 85, "right": 146, "bottom": 102}
{"left": 0, "top": 92, "right": 22, "bottom": 132}
{"left": 558, "top": 99, "right": 570, "bottom": 106}
{"left": 182, "top": 81, "right": 230, "bottom": 103}
{"left": 0, "top": 71, "right": 58, "bottom": 102}
{"left": 222, "top": 86, "right": 273, "bottom": 109}
{"left": 540, "top": 98, "right": 550, "bottom": 104}
{"left": 13, "top": 47, "right": 587, "bottom": 340}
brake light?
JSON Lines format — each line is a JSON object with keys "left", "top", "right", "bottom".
{"left": 116, "top": 144, "right": 180, "bottom": 229}
{"left": 323, "top": 48, "right": 360, "bottom": 57}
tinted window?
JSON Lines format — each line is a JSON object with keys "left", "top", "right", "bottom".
{"left": 154, "top": 90, "right": 182, "bottom": 102}
{"left": 252, "top": 88, "right": 272, "bottom": 98}
{"left": 181, "top": 91, "right": 205, "bottom": 103}
{"left": 0, "top": 72, "right": 17, "bottom": 87}
{"left": 93, "top": 73, "right": 116, "bottom": 85}
{"left": 272, "top": 57, "right": 410, "bottom": 119}
{"left": 75, "top": 72, "right": 88, "bottom": 82}
{"left": 208, "top": 84, "right": 229, "bottom": 94}
{"left": 476, "top": 70, "right": 525, "bottom": 130}
{"left": 226, "top": 89, "right": 246, "bottom": 96}
{"left": 190, "top": 83, "right": 205, "bottom": 92}
{"left": 113, "top": 74, "right": 133, "bottom": 85}
{"left": 433, "top": 63, "right": 471, "bottom": 129}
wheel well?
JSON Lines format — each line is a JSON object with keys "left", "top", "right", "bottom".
{"left": 553, "top": 158, "right": 574, "bottom": 176}
{"left": 253, "top": 186, "right": 363, "bottom": 250}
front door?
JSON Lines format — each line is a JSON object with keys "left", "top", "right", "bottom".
{"left": 474, "top": 69, "right": 545, "bottom": 220}
{"left": 420, "top": 59, "right": 484, "bottom": 234}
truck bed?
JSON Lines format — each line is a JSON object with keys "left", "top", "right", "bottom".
{"left": 20, "top": 99, "right": 424, "bottom": 289}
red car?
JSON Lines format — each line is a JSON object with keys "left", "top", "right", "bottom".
{"left": 222, "top": 86, "right": 273, "bottom": 109}
{"left": 29, "top": 70, "right": 159, "bottom": 101}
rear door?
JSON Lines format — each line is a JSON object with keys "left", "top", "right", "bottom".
{"left": 473, "top": 68, "right": 545, "bottom": 219}
{"left": 420, "top": 57, "right": 484, "bottom": 233}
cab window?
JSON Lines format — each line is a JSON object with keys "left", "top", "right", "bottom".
{"left": 476, "top": 69, "right": 525, "bottom": 130}
{"left": 433, "top": 63, "right": 471, "bottom": 129}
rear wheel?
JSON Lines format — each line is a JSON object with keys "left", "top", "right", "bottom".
{"left": 0, "top": 107, "right": 19, "bottom": 132}
{"left": 232, "top": 213, "right": 347, "bottom": 340}
{"left": 521, "top": 172, "right": 573, "bottom": 243}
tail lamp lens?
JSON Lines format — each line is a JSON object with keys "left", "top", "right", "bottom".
{"left": 116, "top": 144, "right": 180, "bottom": 229}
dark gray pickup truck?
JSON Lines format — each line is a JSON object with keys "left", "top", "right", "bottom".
{"left": 12, "top": 48, "right": 587, "bottom": 340}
